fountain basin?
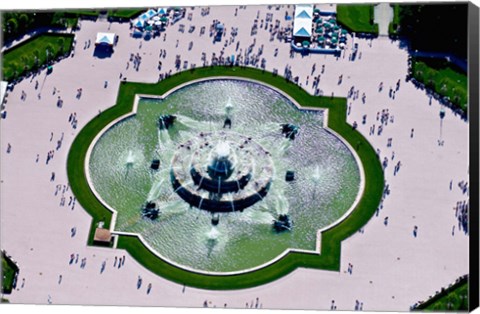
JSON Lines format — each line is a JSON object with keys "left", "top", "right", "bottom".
{"left": 86, "top": 78, "right": 364, "bottom": 273}
{"left": 170, "top": 131, "right": 274, "bottom": 212}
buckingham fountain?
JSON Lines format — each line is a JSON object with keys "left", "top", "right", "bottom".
{"left": 88, "top": 79, "right": 361, "bottom": 272}
{"left": 171, "top": 132, "right": 274, "bottom": 214}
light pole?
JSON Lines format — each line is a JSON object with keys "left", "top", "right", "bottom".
{"left": 439, "top": 106, "right": 446, "bottom": 145}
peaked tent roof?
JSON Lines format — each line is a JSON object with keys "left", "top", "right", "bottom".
{"left": 133, "top": 19, "right": 145, "bottom": 28}
{"left": 294, "top": 4, "right": 313, "bottom": 19}
{"left": 296, "top": 10, "right": 312, "bottom": 19}
{"left": 95, "top": 32, "right": 116, "bottom": 46}
{"left": 146, "top": 9, "right": 157, "bottom": 18}
{"left": 293, "top": 4, "right": 313, "bottom": 38}
{"left": 294, "top": 27, "right": 311, "bottom": 37}
{"left": 139, "top": 13, "right": 149, "bottom": 21}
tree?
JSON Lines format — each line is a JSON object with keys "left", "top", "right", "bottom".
{"left": 33, "top": 49, "right": 40, "bottom": 68}
{"left": 18, "top": 13, "right": 30, "bottom": 32}
{"left": 52, "top": 12, "right": 67, "bottom": 28}
{"left": 427, "top": 78, "right": 435, "bottom": 89}
{"left": 398, "top": 4, "right": 468, "bottom": 59}
{"left": 57, "top": 37, "right": 65, "bottom": 54}
{"left": 45, "top": 44, "right": 55, "bottom": 63}
{"left": 6, "top": 18, "right": 19, "bottom": 36}
{"left": 2, "top": 11, "right": 55, "bottom": 42}
{"left": 20, "top": 56, "right": 29, "bottom": 74}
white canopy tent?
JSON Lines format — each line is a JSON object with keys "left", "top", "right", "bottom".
{"left": 146, "top": 9, "right": 157, "bottom": 18}
{"left": 293, "top": 19, "right": 313, "bottom": 37}
{"left": 293, "top": 4, "right": 313, "bottom": 39}
{"left": 295, "top": 5, "right": 313, "bottom": 19}
{"left": 138, "top": 13, "right": 149, "bottom": 21}
{"left": 95, "top": 33, "right": 116, "bottom": 46}
{"left": 1, "top": 81, "right": 7, "bottom": 104}
{"left": 133, "top": 19, "right": 145, "bottom": 28}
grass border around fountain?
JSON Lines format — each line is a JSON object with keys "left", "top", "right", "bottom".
{"left": 67, "top": 66, "right": 384, "bottom": 290}
{"left": 85, "top": 75, "right": 365, "bottom": 275}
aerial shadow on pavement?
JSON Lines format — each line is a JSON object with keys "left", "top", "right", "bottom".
{"left": 93, "top": 47, "right": 113, "bottom": 59}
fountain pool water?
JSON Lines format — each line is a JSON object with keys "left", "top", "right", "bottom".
{"left": 88, "top": 79, "right": 361, "bottom": 272}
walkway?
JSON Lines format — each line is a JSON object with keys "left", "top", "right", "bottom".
{"left": 374, "top": 3, "right": 393, "bottom": 36}
{"left": 0, "top": 4, "right": 469, "bottom": 311}
{"left": 410, "top": 50, "right": 468, "bottom": 73}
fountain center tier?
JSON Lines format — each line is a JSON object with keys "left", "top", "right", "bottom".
{"left": 170, "top": 131, "right": 274, "bottom": 213}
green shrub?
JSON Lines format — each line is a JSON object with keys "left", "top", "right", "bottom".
{"left": 411, "top": 57, "right": 467, "bottom": 113}
{"left": 2, "top": 34, "right": 74, "bottom": 81}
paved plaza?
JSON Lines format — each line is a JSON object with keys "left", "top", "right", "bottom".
{"left": 0, "top": 4, "right": 469, "bottom": 311}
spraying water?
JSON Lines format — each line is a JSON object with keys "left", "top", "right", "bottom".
{"left": 126, "top": 150, "right": 135, "bottom": 166}
{"left": 312, "top": 165, "right": 321, "bottom": 182}
{"left": 225, "top": 97, "right": 234, "bottom": 116}
{"left": 147, "top": 179, "right": 164, "bottom": 202}
{"left": 275, "top": 193, "right": 289, "bottom": 215}
{"left": 207, "top": 226, "right": 220, "bottom": 241}
{"left": 88, "top": 79, "right": 361, "bottom": 272}
{"left": 243, "top": 209, "right": 275, "bottom": 224}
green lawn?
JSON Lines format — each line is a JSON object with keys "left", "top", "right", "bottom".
{"left": 389, "top": 4, "right": 400, "bottom": 36}
{"left": 67, "top": 66, "right": 384, "bottom": 290}
{"left": 2, "top": 33, "right": 74, "bottom": 82}
{"left": 50, "top": 12, "right": 79, "bottom": 29}
{"left": 336, "top": 4, "right": 379, "bottom": 34}
{"left": 108, "top": 9, "right": 144, "bottom": 19}
{"left": 414, "top": 277, "right": 469, "bottom": 311}
{"left": 411, "top": 57, "right": 468, "bottom": 113}
{"left": 67, "top": 10, "right": 101, "bottom": 17}
{"left": 65, "top": 9, "right": 143, "bottom": 19}
{"left": 1, "top": 252, "right": 19, "bottom": 294}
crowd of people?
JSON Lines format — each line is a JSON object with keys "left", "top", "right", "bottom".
{"left": 202, "top": 296, "right": 263, "bottom": 309}
{"left": 454, "top": 199, "right": 469, "bottom": 235}
{"left": 1, "top": 3, "right": 470, "bottom": 310}
{"left": 124, "top": 4, "right": 303, "bottom": 86}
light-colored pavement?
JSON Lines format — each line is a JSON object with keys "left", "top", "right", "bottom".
{"left": 1, "top": 4, "right": 469, "bottom": 311}
{"left": 374, "top": 3, "right": 394, "bottom": 36}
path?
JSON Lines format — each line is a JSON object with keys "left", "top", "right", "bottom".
{"left": 410, "top": 50, "right": 468, "bottom": 73}
{"left": 0, "top": 4, "right": 469, "bottom": 311}
{"left": 374, "top": 3, "right": 393, "bottom": 36}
